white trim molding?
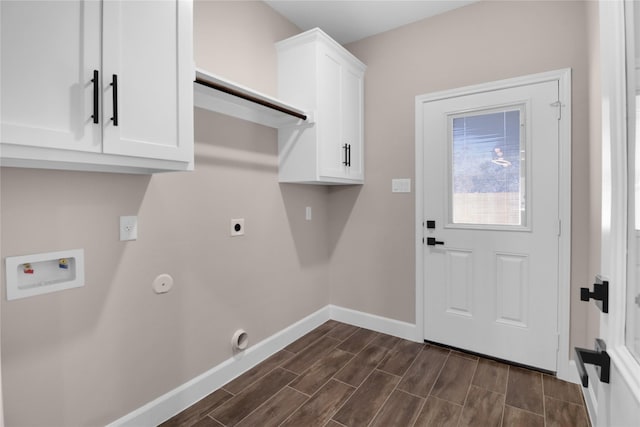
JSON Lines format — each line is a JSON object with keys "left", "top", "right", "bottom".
{"left": 329, "top": 305, "right": 421, "bottom": 342}
{"left": 415, "top": 68, "right": 573, "bottom": 381}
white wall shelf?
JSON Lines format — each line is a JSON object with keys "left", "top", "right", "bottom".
{"left": 194, "top": 68, "right": 310, "bottom": 129}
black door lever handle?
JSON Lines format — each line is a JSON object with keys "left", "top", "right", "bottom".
{"left": 426, "top": 237, "right": 444, "bottom": 246}
{"left": 575, "top": 338, "right": 610, "bottom": 387}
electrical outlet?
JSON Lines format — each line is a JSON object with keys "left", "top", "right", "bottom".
{"left": 120, "top": 216, "right": 138, "bottom": 241}
{"left": 231, "top": 218, "right": 245, "bottom": 236}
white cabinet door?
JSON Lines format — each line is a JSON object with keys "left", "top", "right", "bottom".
{"left": 317, "top": 47, "right": 364, "bottom": 181}
{"left": 102, "top": 0, "right": 193, "bottom": 163}
{"left": 341, "top": 65, "right": 364, "bottom": 180}
{"left": 318, "top": 48, "right": 345, "bottom": 179}
{"left": 1, "top": 0, "right": 101, "bottom": 153}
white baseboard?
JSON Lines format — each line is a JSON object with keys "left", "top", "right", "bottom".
{"left": 329, "top": 305, "right": 421, "bottom": 342}
{"left": 106, "top": 305, "right": 418, "bottom": 427}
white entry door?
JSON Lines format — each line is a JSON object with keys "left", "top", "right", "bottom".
{"left": 420, "top": 78, "right": 562, "bottom": 372}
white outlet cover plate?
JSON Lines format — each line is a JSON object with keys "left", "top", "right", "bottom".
{"left": 120, "top": 216, "right": 138, "bottom": 241}
{"left": 392, "top": 178, "right": 411, "bottom": 193}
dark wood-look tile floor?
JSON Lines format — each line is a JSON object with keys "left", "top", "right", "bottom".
{"left": 159, "top": 321, "right": 590, "bottom": 427}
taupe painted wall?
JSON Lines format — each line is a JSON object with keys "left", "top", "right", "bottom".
{"left": 0, "top": 2, "right": 329, "bottom": 425}
{"left": 0, "top": 1, "right": 599, "bottom": 425}
{"left": 334, "top": 0, "right": 593, "bottom": 354}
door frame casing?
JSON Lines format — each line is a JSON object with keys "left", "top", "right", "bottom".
{"left": 414, "top": 69, "right": 573, "bottom": 381}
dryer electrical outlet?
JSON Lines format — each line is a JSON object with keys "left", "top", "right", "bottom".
{"left": 231, "top": 219, "right": 245, "bottom": 236}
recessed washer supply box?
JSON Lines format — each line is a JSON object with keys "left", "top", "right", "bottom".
{"left": 5, "top": 249, "right": 85, "bottom": 300}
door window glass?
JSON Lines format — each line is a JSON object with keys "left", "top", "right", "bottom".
{"left": 449, "top": 107, "right": 526, "bottom": 227}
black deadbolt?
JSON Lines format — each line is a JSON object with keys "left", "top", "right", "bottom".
{"left": 580, "top": 276, "right": 609, "bottom": 313}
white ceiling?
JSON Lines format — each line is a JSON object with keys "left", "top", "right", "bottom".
{"left": 264, "top": 0, "right": 476, "bottom": 45}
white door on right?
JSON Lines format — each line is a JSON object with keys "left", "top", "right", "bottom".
{"left": 422, "top": 80, "right": 560, "bottom": 372}
{"left": 583, "top": 1, "right": 640, "bottom": 425}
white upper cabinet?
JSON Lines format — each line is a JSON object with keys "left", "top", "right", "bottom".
{"left": 0, "top": 0, "right": 194, "bottom": 174}
{"left": 277, "top": 28, "right": 366, "bottom": 184}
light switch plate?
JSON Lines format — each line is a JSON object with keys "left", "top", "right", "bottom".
{"left": 392, "top": 178, "right": 411, "bottom": 193}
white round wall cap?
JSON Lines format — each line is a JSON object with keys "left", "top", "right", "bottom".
{"left": 152, "top": 274, "right": 174, "bottom": 294}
